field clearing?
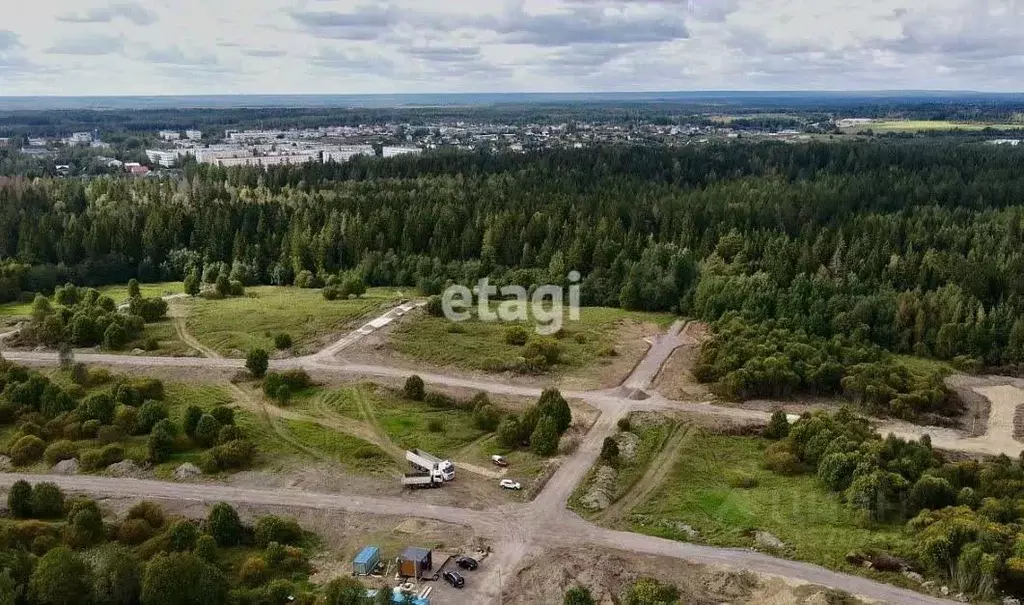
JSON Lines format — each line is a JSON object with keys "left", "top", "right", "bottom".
{"left": 386, "top": 306, "right": 674, "bottom": 387}
{"left": 629, "top": 432, "right": 915, "bottom": 578}
{"left": 183, "top": 286, "right": 404, "bottom": 356}
{"left": 291, "top": 383, "right": 488, "bottom": 457}
{"left": 845, "top": 120, "right": 1024, "bottom": 132}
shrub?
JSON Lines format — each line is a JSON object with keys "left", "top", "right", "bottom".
{"left": 7, "top": 480, "right": 33, "bottom": 518}
{"left": 11, "top": 435, "right": 46, "bottom": 466}
{"left": 246, "top": 348, "right": 269, "bottom": 378}
{"left": 763, "top": 450, "right": 803, "bottom": 476}
{"left": 132, "top": 378, "right": 165, "bottom": 401}
{"left": 43, "top": 440, "right": 78, "bottom": 466}
{"left": 113, "top": 405, "right": 139, "bottom": 433}
{"left": 600, "top": 437, "right": 619, "bottom": 462}
{"left": 473, "top": 405, "right": 501, "bottom": 431}
{"left": 217, "top": 425, "right": 242, "bottom": 444}
{"left": 82, "top": 419, "right": 101, "bottom": 438}
{"left": 194, "top": 414, "right": 221, "bottom": 448}
{"left": 522, "top": 337, "right": 563, "bottom": 366}
{"left": 210, "top": 406, "right": 234, "bottom": 426}
{"left": 148, "top": 421, "right": 174, "bottom": 463}
{"left": 529, "top": 416, "right": 560, "bottom": 457}
{"left": 238, "top": 555, "right": 269, "bottom": 587}
{"left": 194, "top": 534, "right": 217, "bottom": 562}
{"left": 128, "top": 501, "right": 165, "bottom": 528}
{"left": 91, "top": 545, "right": 141, "bottom": 605}
{"left": 117, "top": 519, "right": 154, "bottom": 546}
{"left": 97, "top": 425, "right": 124, "bottom": 445}
{"left": 254, "top": 516, "right": 303, "bottom": 547}
{"left": 496, "top": 415, "right": 521, "bottom": 449}
{"left": 727, "top": 474, "right": 760, "bottom": 489}
{"left": 617, "top": 417, "right": 632, "bottom": 432}
{"left": 31, "top": 482, "right": 65, "bottom": 519}
{"left": 504, "top": 325, "right": 529, "bottom": 346}
{"left": 764, "top": 410, "right": 791, "bottom": 440}
{"left": 425, "top": 295, "right": 444, "bottom": 317}
{"left": 427, "top": 418, "right": 444, "bottom": 432}
{"left": 168, "top": 520, "right": 199, "bottom": 552}
{"left": 141, "top": 553, "right": 228, "bottom": 605}
{"left": 207, "top": 503, "right": 242, "bottom": 546}
{"left": 64, "top": 504, "right": 105, "bottom": 548}
{"left": 403, "top": 375, "right": 425, "bottom": 401}
{"left": 135, "top": 401, "right": 168, "bottom": 434}
{"left": 62, "top": 422, "right": 83, "bottom": 441}
{"left": 81, "top": 444, "right": 125, "bottom": 471}
{"left": 200, "top": 440, "right": 255, "bottom": 473}
{"left": 183, "top": 405, "right": 203, "bottom": 437}
{"left": 29, "top": 547, "right": 92, "bottom": 605}
{"left": 78, "top": 393, "right": 115, "bottom": 424}
{"left": 70, "top": 363, "right": 90, "bottom": 386}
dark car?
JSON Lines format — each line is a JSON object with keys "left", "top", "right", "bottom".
{"left": 456, "top": 556, "right": 478, "bottom": 571}
{"left": 443, "top": 571, "right": 465, "bottom": 588}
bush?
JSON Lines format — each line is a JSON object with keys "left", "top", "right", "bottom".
{"left": 117, "top": 519, "right": 154, "bottom": 546}
{"left": 207, "top": 503, "right": 242, "bottom": 546}
{"left": 114, "top": 405, "right": 140, "bottom": 433}
{"left": 31, "top": 482, "right": 65, "bottom": 519}
{"left": 403, "top": 375, "right": 425, "bottom": 401}
{"left": 727, "top": 474, "right": 760, "bottom": 489}
{"left": 600, "top": 437, "right": 619, "bottom": 462}
{"left": 91, "top": 545, "right": 141, "bottom": 605}
{"left": 529, "top": 415, "right": 560, "bottom": 457}
{"left": 238, "top": 555, "right": 269, "bottom": 587}
{"left": 141, "top": 553, "right": 228, "bottom": 605}
{"left": 763, "top": 450, "right": 803, "bottom": 476}
{"left": 43, "top": 440, "right": 78, "bottom": 466}
{"left": 78, "top": 393, "right": 116, "bottom": 424}
{"left": 97, "top": 425, "right": 124, "bottom": 444}
{"left": 194, "top": 534, "right": 217, "bottom": 562}
{"left": 254, "top": 516, "right": 303, "bottom": 547}
{"left": 217, "top": 425, "right": 242, "bottom": 444}
{"left": 246, "top": 348, "right": 269, "bottom": 378}
{"left": 70, "top": 363, "right": 90, "bottom": 386}
{"left": 425, "top": 295, "right": 444, "bottom": 317}
{"left": 81, "top": 444, "right": 125, "bottom": 471}
{"left": 764, "top": 410, "right": 791, "bottom": 440}
{"left": 82, "top": 419, "right": 101, "bottom": 438}
{"left": 183, "top": 405, "right": 203, "bottom": 437}
{"left": 200, "top": 440, "right": 255, "bottom": 473}
{"left": 135, "top": 401, "right": 168, "bottom": 434}
{"left": 504, "top": 325, "right": 529, "bottom": 346}
{"left": 7, "top": 480, "right": 33, "bottom": 518}
{"left": 64, "top": 504, "right": 105, "bottom": 548}
{"left": 128, "top": 501, "right": 165, "bottom": 528}
{"left": 29, "top": 547, "right": 93, "bottom": 605}
{"left": 11, "top": 435, "right": 46, "bottom": 466}
{"left": 148, "top": 421, "right": 174, "bottom": 463}
{"left": 168, "top": 520, "right": 199, "bottom": 552}
{"left": 194, "top": 414, "right": 221, "bottom": 448}
{"left": 617, "top": 417, "right": 631, "bottom": 432}
{"left": 211, "top": 406, "right": 234, "bottom": 426}
{"left": 426, "top": 418, "right": 444, "bottom": 432}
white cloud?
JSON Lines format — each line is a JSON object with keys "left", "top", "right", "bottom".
{"left": 0, "top": 0, "right": 1021, "bottom": 95}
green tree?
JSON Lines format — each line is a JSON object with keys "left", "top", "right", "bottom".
{"left": 0, "top": 569, "right": 19, "bottom": 605}
{"left": 183, "top": 405, "right": 203, "bottom": 437}
{"left": 7, "top": 479, "right": 33, "bottom": 518}
{"left": 184, "top": 271, "right": 201, "bottom": 297}
{"left": 194, "top": 414, "right": 221, "bottom": 448}
{"left": 600, "top": 437, "right": 619, "bottom": 463}
{"left": 31, "top": 482, "right": 65, "bottom": 519}
{"left": 128, "top": 279, "right": 141, "bottom": 299}
{"left": 141, "top": 552, "right": 228, "bottom": 605}
{"left": 136, "top": 401, "right": 169, "bottom": 434}
{"left": 496, "top": 415, "right": 521, "bottom": 449}
{"left": 403, "top": 375, "right": 425, "bottom": 401}
{"left": 537, "top": 388, "right": 572, "bottom": 434}
{"left": 168, "top": 520, "right": 199, "bottom": 552}
{"left": 193, "top": 535, "right": 217, "bottom": 562}
{"left": 764, "top": 410, "right": 790, "bottom": 439}
{"left": 529, "top": 415, "right": 560, "bottom": 456}
{"left": 29, "top": 547, "right": 93, "bottom": 605}
{"left": 148, "top": 419, "right": 174, "bottom": 463}
{"left": 91, "top": 544, "right": 141, "bottom": 605}
{"left": 322, "top": 576, "right": 367, "bottom": 605}
{"left": 206, "top": 502, "right": 242, "bottom": 547}
{"left": 245, "top": 347, "right": 269, "bottom": 378}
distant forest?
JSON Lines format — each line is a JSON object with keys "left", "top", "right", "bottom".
{"left": 2, "top": 141, "right": 1024, "bottom": 415}
{"left": 2, "top": 96, "right": 1024, "bottom": 136}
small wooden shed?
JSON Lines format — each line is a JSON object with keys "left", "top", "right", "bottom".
{"left": 398, "top": 547, "right": 433, "bottom": 579}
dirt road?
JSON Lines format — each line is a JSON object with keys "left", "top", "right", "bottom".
{"left": 0, "top": 308, "right": 990, "bottom": 604}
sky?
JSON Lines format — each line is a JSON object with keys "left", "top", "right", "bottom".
{"left": 0, "top": 0, "right": 1022, "bottom": 96}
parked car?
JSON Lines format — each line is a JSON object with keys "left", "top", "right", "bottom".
{"left": 499, "top": 479, "right": 522, "bottom": 490}
{"left": 490, "top": 455, "right": 508, "bottom": 467}
{"left": 443, "top": 571, "right": 465, "bottom": 588}
{"left": 456, "top": 556, "right": 478, "bottom": 570}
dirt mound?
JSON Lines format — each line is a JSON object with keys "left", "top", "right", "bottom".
{"left": 580, "top": 466, "right": 617, "bottom": 511}
{"left": 503, "top": 547, "right": 866, "bottom": 605}
{"left": 52, "top": 459, "right": 79, "bottom": 474}
{"left": 175, "top": 463, "right": 202, "bottom": 480}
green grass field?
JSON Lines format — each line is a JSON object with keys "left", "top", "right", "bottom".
{"left": 630, "top": 432, "right": 915, "bottom": 575}
{"left": 846, "top": 120, "right": 1024, "bottom": 133}
{"left": 0, "top": 281, "right": 183, "bottom": 318}
{"left": 389, "top": 306, "right": 673, "bottom": 377}
{"left": 292, "top": 383, "right": 488, "bottom": 457}
{"left": 183, "top": 286, "right": 403, "bottom": 356}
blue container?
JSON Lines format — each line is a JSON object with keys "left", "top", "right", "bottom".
{"left": 353, "top": 546, "right": 380, "bottom": 575}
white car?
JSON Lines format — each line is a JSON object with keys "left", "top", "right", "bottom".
{"left": 499, "top": 479, "right": 522, "bottom": 490}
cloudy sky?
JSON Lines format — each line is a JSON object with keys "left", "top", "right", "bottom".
{"left": 0, "top": 0, "right": 1022, "bottom": 96}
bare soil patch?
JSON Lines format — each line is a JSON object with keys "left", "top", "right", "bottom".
{"left": 651, "top": 321, "right": 712, "bottom": 401}
{"left": 502, "top": 547, "right": 867, "bottom": 605}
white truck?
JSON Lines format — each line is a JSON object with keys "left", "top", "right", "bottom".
{"left": 402, "top": 470, "right": 444, "bottom": 489}
{"left": 406, "top": 449, "right": 455, "bottom": 481}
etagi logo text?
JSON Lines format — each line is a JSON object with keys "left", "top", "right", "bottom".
{"left": 441, "top": 271, "right": 581, "bottom": 335}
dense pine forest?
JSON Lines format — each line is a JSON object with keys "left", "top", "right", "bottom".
{"left": 2, "top": 141, "right": 1024, "bottom": 415}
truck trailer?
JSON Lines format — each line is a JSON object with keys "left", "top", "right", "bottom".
{"left": 405, "top": 449, "right": 455, "bottom": 481}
